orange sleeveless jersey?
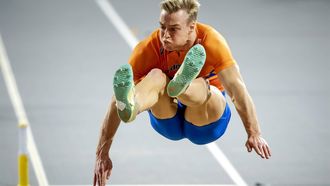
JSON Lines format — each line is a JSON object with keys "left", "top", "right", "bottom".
{"left": 128, "top": 22, "right": 236, "bottom": 91}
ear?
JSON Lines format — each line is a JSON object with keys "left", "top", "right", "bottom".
{"left": 188, "top": 21, "right": 196, "bottom": 33}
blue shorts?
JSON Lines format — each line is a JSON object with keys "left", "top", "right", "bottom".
{"left": 147, "top": 96, "right": 231, "bottom": 145}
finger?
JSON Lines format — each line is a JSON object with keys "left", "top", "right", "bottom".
{"left": 266, "top": 142, "right": 271, "bottom": 157}
{"left": 98, "top": 171, "right": 102, "bottom": 186}
{"left": 265, "top": 144, "right": 271, "bottom": 157}
{"left": 262, "top": 145, "right": 270, "bottom": 159}
{"left": 253, "top": 144, "right": 263, "bottom": 158}
{"left": 102, "top": 169, "right": 107, "bottom": 185}
{"left": 245, "top": 142, "right": 252, "bottom": 152}
{"left": 261, "top": 138, "right": 271, "bottom": 158}
{"left": 259, "top": 146, "right": 266, "bottom": 159}
{"left": 100, "top": 172, "right": 104, "bottom": 186}
{"left": 98, "top": 173, "right": 101, "bottom": 186}
{"left": 101, "top": 163, "right": 106, "bottom": 186}
{"left": 95, "top": 163, "right": 101, "bottom": 186}
{"left": 93, "top": 173, "right": 97, "bottom": 186}
{"left": 258, "top": 144, "right": 265, "bottom": 158}
{"left": 106, "top": 169, "right": 111, "bottom": 179}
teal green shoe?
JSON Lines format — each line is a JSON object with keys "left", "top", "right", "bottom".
{"left": 113, "top": 64, "right": 138, "bottom": 123}
{"left": 167, "top": 44, "right": 206, "bottom": 97}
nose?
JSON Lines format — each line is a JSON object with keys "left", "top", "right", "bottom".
{"left": 163, "top": 29, "right": 170, "bottom": 39}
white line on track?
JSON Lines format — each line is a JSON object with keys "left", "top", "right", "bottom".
{"left": 95, "top": 0, "right": 248, "bottom": 186}
{"left": 206, "top": 143, "right": 247, "bottom": 186}
{"left": 0, "top": 34, "right": 49, "bottom": 186}
{"left": 96, "top": 0, "right": 138, "bottom": 49}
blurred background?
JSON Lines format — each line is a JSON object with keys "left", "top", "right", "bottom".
{"left": 0, "top": 0, "right": 329, "bottom": 185}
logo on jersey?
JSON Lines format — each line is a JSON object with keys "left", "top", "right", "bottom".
{"left": 163, "top": 63, "right": 180, "bottom": 75}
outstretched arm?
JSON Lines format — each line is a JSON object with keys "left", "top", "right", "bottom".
{"left": 218, "top": 65, "right": 271, "bottom": 159}
{"left": 94, "top": 96, "right": 121, "bottom": 186}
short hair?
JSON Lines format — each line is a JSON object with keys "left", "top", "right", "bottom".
{"left": 160, "top": 0, "right": 200, "bottom": 22}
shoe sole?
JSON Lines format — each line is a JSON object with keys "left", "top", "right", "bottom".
{"left": 167, "top": 44, "right": 206, "bottom": 97}
{"left": 113, "top": 64, "right": 136, "bottom": 123}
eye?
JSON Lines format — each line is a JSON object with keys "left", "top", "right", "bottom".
{"left": 169, "top": 28, "right": 177, "bottom": 32}
{"left": 159, "top": 24, "right": 166, "bottom": 30}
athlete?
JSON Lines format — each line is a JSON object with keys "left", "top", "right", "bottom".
{"left": 93, "top": 0, "right": 271, "bottom": 185}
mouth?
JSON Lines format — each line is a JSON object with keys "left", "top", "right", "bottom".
{"left": 162, "top": 39, "right": 174, "bottom": 50}
{"left": 163, "top": 40, "right": 172, "bottom": 47}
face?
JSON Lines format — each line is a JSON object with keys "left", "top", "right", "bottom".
{"left": 159, "top": 9, "right": 195, "bottom": 51}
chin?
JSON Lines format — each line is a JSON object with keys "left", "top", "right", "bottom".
{"left": 163, "top": 44, "right": 174, "bottom": 51}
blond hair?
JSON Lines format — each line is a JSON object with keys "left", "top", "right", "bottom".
{"left": 160, "top": 0, "right": 200, "bottom": 22}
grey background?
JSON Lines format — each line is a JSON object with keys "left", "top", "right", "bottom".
{"left": 0, "top": 0, "right": 329, "bottom": 185}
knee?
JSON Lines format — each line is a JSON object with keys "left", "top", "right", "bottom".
{"left": 146, "top": 68, "right": 167, "bottom": 88}
{"left": 148, "top": 68, "right": 166, "bottom": 79}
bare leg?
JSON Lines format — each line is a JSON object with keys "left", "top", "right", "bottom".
{"left": 134, "top": 69, "right": 177, "bottom": 118}
{"left": 149, "top": 77, "right": 177, "bottom": 119}
{"left": 177, "top": 77, "right": 227, "bottom": 126}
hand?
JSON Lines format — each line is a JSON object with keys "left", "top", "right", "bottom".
{"left": 245, "top": 135, "right": 271, "bottom": 159}
{"left": 93, "top": 155, "right": 113, "bottom": 186}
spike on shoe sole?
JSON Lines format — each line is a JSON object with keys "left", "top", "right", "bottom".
{"left": 167, "top": 44, "right": 206, "bottom": 97}
{"left": 113, "top": 64, "right": 137, "bottom": 123}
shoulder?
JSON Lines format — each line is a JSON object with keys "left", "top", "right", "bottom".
{"left": 129, "top": 29, "right": 161, "bottom": 73}
{"left": 197, "top": 22, "right": 227, "bottom": 46}
{"left": 196, "top": 22, "right": 213, "bottom": 33}
{"left": 129, "top": 30, "right": 162, "bottom": 81}
{"left": 196, "top": 23, "right": 222, "bottom": 37}
{"left": 196, "top": 22, "right": 236, "bottom": 72}
{"left": 132, "top": 30, "right": 161, "bottom": 58}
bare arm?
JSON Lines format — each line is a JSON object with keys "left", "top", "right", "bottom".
{"left": 94, "top": 96, "right": 121, "bottom": 186}
{"left": 96, "top": 96, "right": 121, "bottom": 158}
{"left": 218, "top": 64, "right": 271, "bottom": 159}
{"left": 218, "top": 65, "right": 260, "bottom": 136}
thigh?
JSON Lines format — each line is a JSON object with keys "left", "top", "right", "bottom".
{"left": 149, "top": 76, "right": 178, "bottom": 119}
{"left": 184, "top": 103, "right": 231, "bottom": 145}
{"left": 148, "top": 102, "right": 186, "bottom": 141}
{"left": 184, "top": 85, "right": 227, "bottom": 126}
